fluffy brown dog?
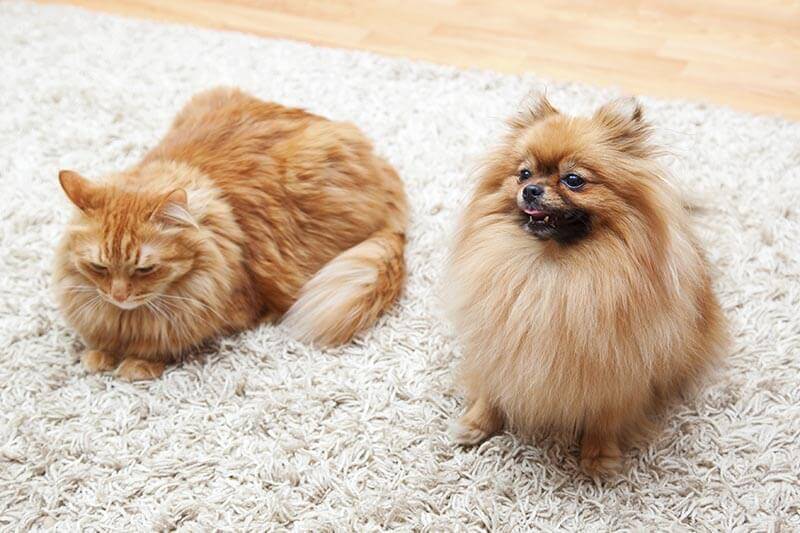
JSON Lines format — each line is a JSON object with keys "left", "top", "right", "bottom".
{"left": 447, "top": 94, "right": 728, "bottom": 474}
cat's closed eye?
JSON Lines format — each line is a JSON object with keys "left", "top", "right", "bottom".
{"left": 87, "top": 262, "right": 108, "bottom": 274}
{"left": 134, "top": 265, "right": 157, "bottom": 275}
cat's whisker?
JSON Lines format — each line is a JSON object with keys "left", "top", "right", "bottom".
{"left": 158, "top": 293, "right": 227, "bottom": 323}
{"left": 87, "top": 297, "right": 104, "bottom": 320}
{"left": 146, "top": 302, "right": 175, "bottom": 344}
{"left": 159, "top": 292, "right": 218, "bottom": 311}
{"left": 144, "top": 300, "right": 166, "bottom": 320}
{"left": 73, "top": 294, "right": 102, "bottom": 321}
{"left": 150, "top": 301, "right": 179, "bottom": 345}
{"left": 147, "top": 299, "right": 183, "bottom": 345}
{"left": 150, "top": 297, "right": 196, "bottom": 343}
{"left": 156, "top": 296, "right": 220, "bottom": 336}
{"left": 70, "top": 294, "right": 96, "bottom": 316}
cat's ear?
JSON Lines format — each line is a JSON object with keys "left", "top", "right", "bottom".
{"left": 59, "top": 170, "right": 99, "bottom": 211}
{"left": 509, "top": 91, "right": 559, "bottom": 131}
{"left": 593, "top": 97, "right": 649, "bottom": 146}
{"left": 152, "top": 189, "right": 196, "bottom": 228}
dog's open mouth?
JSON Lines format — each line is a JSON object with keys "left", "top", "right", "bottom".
{"left": 519, "top": 206, "right": 592, "bottom": 243}
{"left": 523, "top": 208, "right": 552, "bottom": 227}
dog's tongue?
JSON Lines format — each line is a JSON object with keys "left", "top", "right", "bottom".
{"left": 523, "top": 208, "right": 548, "bottom": 220}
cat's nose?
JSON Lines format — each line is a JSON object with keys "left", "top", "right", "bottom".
{"left": 110, "top": 280, "right": 129, "bottom": 302}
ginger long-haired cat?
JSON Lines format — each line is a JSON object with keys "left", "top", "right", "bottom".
{"left": 54, "top": 87, "right": 407, "bottom": 380}
{"left": 447, "top": 94, "right": 728, "bottom": 475}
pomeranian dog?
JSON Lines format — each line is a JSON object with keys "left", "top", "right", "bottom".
{"left": 447, "top": 94, "right": 728, "bottom": 474}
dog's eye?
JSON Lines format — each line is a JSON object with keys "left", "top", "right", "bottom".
{"left": 518, "top": 168, "right": 532, "bottom": 181}
{"left": 87, "top": 262, "right": 108, "bottom": 274}
{"left": 561, "top": 173, "right": 585, "bottom": 190}
{"left": 135, "top": 265, "right": 156, "bottom": 275}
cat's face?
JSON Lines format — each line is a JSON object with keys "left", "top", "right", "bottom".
{"left": 58, "top": 170, "right": 197, "bottom": 310}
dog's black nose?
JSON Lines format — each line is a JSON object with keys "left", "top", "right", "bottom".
{"left": 522, "top": 184, "right": 544, "bottom": 202}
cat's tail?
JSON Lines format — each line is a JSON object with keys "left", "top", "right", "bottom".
{"left": 282, "top": 226, "right": 406, "bottom": 346}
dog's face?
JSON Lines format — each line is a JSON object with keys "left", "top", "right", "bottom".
{"left": 484, "top": 96, "right": 657, "bottom": 245}
{"left": 513, "top": 138, "right": 593, "bottom": 243}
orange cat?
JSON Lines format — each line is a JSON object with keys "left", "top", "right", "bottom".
{"left": 54, "top": 87, "right": 407, "bottom": 380}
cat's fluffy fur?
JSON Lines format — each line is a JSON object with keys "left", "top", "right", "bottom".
{"left": 447, "top": 95, "right": 728, "bottom": 475}
{"left": 54, "top": 87, "right": 407, "bottom": 380}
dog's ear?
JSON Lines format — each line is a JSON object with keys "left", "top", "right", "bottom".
{"left": 593, "top": 97, "right": 652, "bottom": 153}
{"left": 598, "top": 96, "right": 643, "bottom": 120}
{"left": 509, "top": 91, "right": 559, "bottom": 131}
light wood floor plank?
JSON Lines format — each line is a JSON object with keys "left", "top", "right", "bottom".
{"left": 39, "top": 0, "right": 800, "bottom": 119}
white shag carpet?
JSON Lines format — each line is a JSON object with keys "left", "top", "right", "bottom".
{"left": 1, "top": 1, "right": 799, "bottom": 530}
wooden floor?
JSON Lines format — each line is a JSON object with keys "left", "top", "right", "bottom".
{"left": 43, "top": 0, "right": 800, "bottom": 120}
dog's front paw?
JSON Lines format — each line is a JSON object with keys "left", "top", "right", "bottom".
{"left": 450, "top": 397, "right": 504, "bottom": 446}
{"left": 580, "top": 453, "right": 623, "bottom": 476}
{"left": 449, "top": 420, "right": 493, "bottom": 446}
{"left": 580, "top": 439, "right": 623, "bottom": 476}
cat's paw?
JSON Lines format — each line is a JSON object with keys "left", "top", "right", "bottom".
{"left": 115, "top": 358, "right": 165, "bottom": 381}
{"left": 449, "top": 420, "right": 493, "bottom": 446}
{"left": 81, "top": 350, "right": 117, "bottom": 373}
